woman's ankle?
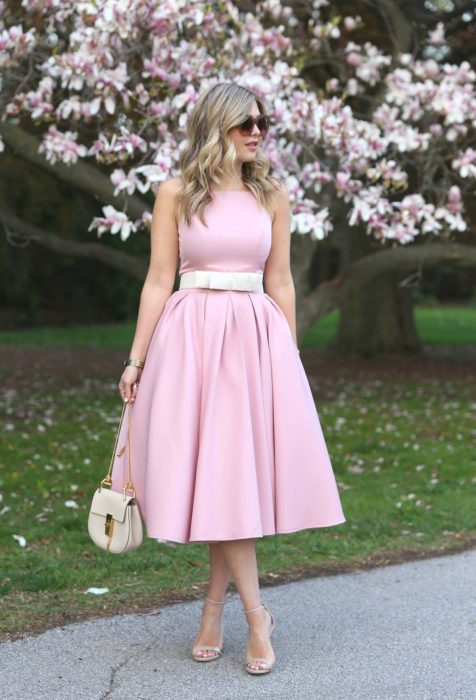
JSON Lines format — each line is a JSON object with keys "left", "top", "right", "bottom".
{"left": 203, "top": 598, "right": 225, "bottom": 615}
{"left": 244, "top": 608, "right": 269, "bottom": 629}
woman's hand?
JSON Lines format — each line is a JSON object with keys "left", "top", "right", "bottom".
{"left": 118, "top": 366, "right": 143, "bottom": 403}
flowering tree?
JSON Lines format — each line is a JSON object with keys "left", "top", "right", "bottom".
{"left": 1, "top": 0, "right": 475, "bottom": 354}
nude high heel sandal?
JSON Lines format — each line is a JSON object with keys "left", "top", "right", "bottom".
{"left": 242, "top": 603, "right": 276, "bottom": 675}
{"left": 192, "top": 597, "right": 225, "bottom": 662}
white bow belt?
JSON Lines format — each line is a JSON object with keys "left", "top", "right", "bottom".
{"left": 179, "top": 270, "right": 264, "bottom": 293}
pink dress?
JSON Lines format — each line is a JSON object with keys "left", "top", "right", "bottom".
{"left": 110, "top": 190, "right": 346, "bottom": 544}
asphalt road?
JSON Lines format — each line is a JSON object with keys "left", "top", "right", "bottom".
{"left": 0, "top": 548, "right": 475, "bottom": 700}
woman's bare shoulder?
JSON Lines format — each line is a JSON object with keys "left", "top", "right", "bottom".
{"left": 157, "top": 177, "right": 183, "bottom": 198}
{"left": 271, "top": 177, "right": 288, "bottom": 197}
{"left": 268, "top": 178, "right": 289, "bottom": 221}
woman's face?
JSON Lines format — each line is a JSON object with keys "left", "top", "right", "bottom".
{"left": 228, "top": 101, "right": 263, "bottom": 164}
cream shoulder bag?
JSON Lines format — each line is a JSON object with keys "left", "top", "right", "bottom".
{"left": 88, "top": 400, "right": 144, "bottom": 553}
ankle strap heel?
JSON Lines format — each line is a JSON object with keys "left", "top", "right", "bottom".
{"left": 242, "top": 603, "right": 275, "bottom": 633}
{"left": 192, "top": 596, "right": 225, "bottom": 663}
{"left": 242, "top": 603, "right": 276, "bottom": 675}
{"left": 242, "top": 604, "right": 264, "bottom": 614}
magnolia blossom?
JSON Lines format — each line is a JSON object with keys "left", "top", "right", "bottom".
{"left": 0, "top": 1, "right": 474, "bottom": 244}
{"left": 366, "top": 160, "right": 408, "bottom": 190}
{"left": 114, "top": 127, "right": 148, "bottom": 158}
{"left": 311, "top": 208, "right": 333, "bottom": 241}
{"left": 38, "top": 125, "right": 87, "bottom": 165}
{"left": 345, "top": 41, "right": 391, "bottom": 86}
{"left": 428, "top": 22, "right": 445, "bottom": 46}
{"left": 55, "top": 96, "right": 82, "bottom": 121}
{"left": 89, "top": 205, "right": 137, "bottom": 241}
{"left": 135, "top": 163, "right": 173, "bottom": 189}
{"left": 335, "top": 172, "right": 361, "bottom": 202}
{"left": 88, "top": 130, "right": 148, "bottom": 161}
{"left": 452, "top": 148, "right": 476, "bottom": 178}
{"left": 22, "top": 0, "right": 62, "bottom": 9}
{"left": 348, "top": 187, "right": 392, "bottom": 229}
{"left": 301, "top": 162, "right": 333, "bottom": 193}
{"left": 110, "top": 169, "right": 141, "bottom": 196}
{"left": 343, "top": 16, "right": 361, "bottom": 32}
{"left": 435, "top": 207, "right": 467, "bottom": 233}
{"left": 6, "top": 75, "right": 55, "bottom": 119}
{"left": 0, "top": 24, "right": 36, "bottom": 67}
{"left": 446, "top": 186, "right": 463, "bottom": 214}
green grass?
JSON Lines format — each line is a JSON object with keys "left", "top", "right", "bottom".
{"left": 0, "top": 321, "right": 136, "bottom": 348}
{"left": 1, "top": 306, "right": 475, "bottom": 348}
{"left": 410, "top": 306, "right": 476, "bottom": 345}
{"left": 0, "top": 305, "right": 475, "bottom": 640}
{"left": 1, "top": 363, "right": 474, "bottom": 640}
{"left": 301, "top": 306, "right": 476, "bottom": 348}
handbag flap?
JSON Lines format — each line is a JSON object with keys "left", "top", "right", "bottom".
{"left": 90, "top": 487, "right": 134, "bottom": 523}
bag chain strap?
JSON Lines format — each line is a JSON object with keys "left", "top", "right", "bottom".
{"left": 100, "top": 400, "right": 136, "bottom": 498}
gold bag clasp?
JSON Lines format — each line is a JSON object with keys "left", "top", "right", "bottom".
{"left": 105, "top": 513, "right": 114, "bottom": 537}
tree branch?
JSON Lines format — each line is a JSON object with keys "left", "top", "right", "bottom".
{"left": 369, "top": 0, "right": 415, "bottom": 54}
{"left": 298, "top": 241, "right": 476, "bottom": 334}
{"left": 0, "top": 122, "right": 151, "bottom": 220}
{"left": 0, "top": 209, "right": 148, "bottom": 280}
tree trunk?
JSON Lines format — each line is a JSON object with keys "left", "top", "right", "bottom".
{"left": 331, "top": 270, "right": 421, "bottom": 356}
{"left": 328, "top": 220, "right": 421, "bottom": 357}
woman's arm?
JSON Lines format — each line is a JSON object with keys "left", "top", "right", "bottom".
{"left": 128, "top": 178, "right": 180, "bottom": 362}
{"left": 118, "top": 178, "right": 180, "bottom": 403}
{"left": 263, "top": 181, "right": 298, "bottom": 346}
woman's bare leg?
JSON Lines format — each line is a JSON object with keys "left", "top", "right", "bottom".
{"left": 192, "top": 543, "right": 231, "bottom": 658}
{"left": 218, "top": 538, "right": 275, "bottom": 671}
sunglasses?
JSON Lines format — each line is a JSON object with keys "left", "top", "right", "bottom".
{"left": 237, "top": 114, "right": 270, "bottom": 138}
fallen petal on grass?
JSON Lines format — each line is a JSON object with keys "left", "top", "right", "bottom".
{"left": 84, "top": 587, "right": 109, "bottom": 595}
{"left": 13, "top": 534, "right": 27, "bottom": 547}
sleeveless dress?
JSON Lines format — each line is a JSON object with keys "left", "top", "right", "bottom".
{"left": 110, "top": 190, "right": 346, "bottom": 544}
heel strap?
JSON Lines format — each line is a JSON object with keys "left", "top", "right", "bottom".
{"left": 206, "top": 597, "right": 226, "bottom": 605}
{"left": 242, "top": 604, "right": 264, "bottom": 614}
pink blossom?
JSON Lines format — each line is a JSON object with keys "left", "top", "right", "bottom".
{"left": 335, "top": 172, "right": 361, "bottom": 203}
{"left": 343, "top": 17, "right": 360, "bottom": 32}
{"left": 110, "top": 169, "right": 141, "bottom": 196}
{"left": 452, "top": 148, "right": 476, "bottom": 178}
{"left": 428, "top": 22, "right": 445, "bottom": 46}
{"left": 38, "top": 125, "right": 87, "bottom": 165}
{"left": 88, "top": 205, "right": 136, "bottom": 241}
{"left": 0, "top": 1, "right": 474, "bottom": 243}
{"left": 346, "top": 52, "right": 362, "bottom": 67}
{"left": 446, "top": 186, "right": 463, "bottom": 215}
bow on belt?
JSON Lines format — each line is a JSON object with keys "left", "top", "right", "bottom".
{"left": 179, "top": 270, "right": 264, "bottom": 293}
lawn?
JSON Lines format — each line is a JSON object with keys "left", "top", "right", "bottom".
{"left": 0, "top": 305, "right": 475, "bottom": 641}
{"left": 1, "top": 304, "right": 475, "bottom": 348}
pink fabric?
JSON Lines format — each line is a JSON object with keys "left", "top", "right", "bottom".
{"left": 110, "top": 191, "right": 346, "bottom": 544}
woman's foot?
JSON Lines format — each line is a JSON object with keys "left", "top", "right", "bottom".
{"left": 243, "top": 604, "right": 276, "bottom": 674}
{"left": 192, "top": 597, "right": 225, "bottom": 661}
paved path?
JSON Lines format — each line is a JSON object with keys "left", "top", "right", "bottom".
{"left": 1, "top": 549, "right": 475, "bottom": 699}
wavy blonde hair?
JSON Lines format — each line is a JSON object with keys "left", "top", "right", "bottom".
{"left": 175, "top": 82, "right": 282, "bottom": 227}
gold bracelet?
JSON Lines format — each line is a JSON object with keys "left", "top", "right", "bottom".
{"left": 124, "top": 358, "right": 145, "bottom": 369}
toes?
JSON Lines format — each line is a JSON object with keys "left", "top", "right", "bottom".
{"left": 195, "top": 649, "right": 217, "bottom": 658}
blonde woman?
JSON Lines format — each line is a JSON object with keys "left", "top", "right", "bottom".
{"left": 112, "top": 82, "right": 346, "bottom": 675}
